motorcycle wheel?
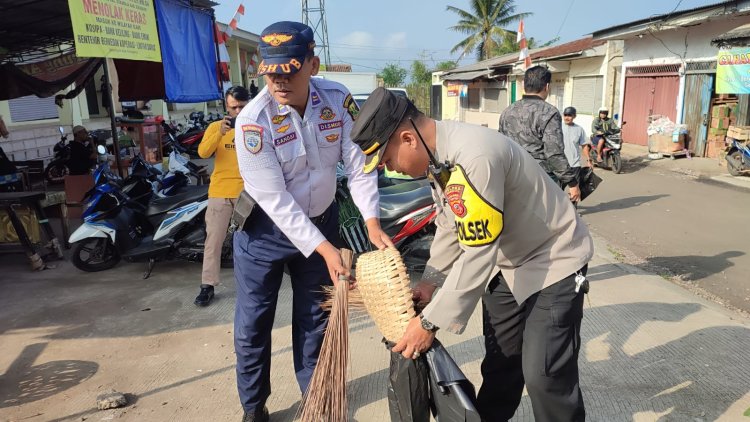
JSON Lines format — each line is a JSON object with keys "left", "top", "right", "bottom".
{"left": 44, "top": 163, "right": 70, "bottom": 184}
{"left": 726, "top": 151, "right": 743, "bottom": 177}
{"left": 72, "top": 238, "right": 120, "bottom": 272}
{"left": 611, "top": 154, "right": 623, "bottom": 174}
{"left": 220, "top": 232, "right": 234, "bottom": 268}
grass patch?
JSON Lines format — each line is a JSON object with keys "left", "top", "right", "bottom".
{"left": 607, "top": 245, "right": 625, "bottom": 262}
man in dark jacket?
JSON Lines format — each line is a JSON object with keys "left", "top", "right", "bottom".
{"left": 499, "top": 66, "right": 580, "bottom": 202}
{"left": 68, "top": 126, "right": 96, "bottom": 175}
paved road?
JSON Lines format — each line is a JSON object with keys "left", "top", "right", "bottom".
{"left": 1, "top": 233, "right": 749, "bottom": 421}
{"left": 579, "top": 155, "right": 750, "bottom": 314}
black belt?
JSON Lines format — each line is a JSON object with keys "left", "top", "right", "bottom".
{"left": 310, "top": 212, "right": 328, "bottom": 226}
{"left": 310, "top": 202, "right": 334, "bottom": 226}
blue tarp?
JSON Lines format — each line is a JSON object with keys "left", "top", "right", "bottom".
{"left": 154, "top": 0, "right": 221, "bottom": 103}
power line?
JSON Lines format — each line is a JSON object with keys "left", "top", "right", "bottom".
{"left": 554, "top": 0, "right": 576, "bottom": 40}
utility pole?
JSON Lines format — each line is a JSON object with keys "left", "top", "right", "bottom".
{"left": 301, "top": 0, "right": 331, "bottom": 68}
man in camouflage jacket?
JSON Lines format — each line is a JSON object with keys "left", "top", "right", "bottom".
{"left": 499, "top": 66, "right": 581, "bottom": 202}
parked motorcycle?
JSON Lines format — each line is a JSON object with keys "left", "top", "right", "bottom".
{"left": 43, "top": 127, "right": 72, "bottom": 183}
{"left": 589, "top": 122, "right": 626, "bottom": 174}
{"left": 725, "top": 137, "right": 750, "bottom": 177}
{"left": 69, "top": 154, "right": 231, "bottom": 277}
{"left": 336, "top": 165, "right": 436, "bottom": 273}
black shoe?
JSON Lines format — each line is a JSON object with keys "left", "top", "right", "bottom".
{"left": 241, "top": 406, "right": 269, "bottom": 422}
{"left": 194, "top": 284, "right": 215, "bottom": 306}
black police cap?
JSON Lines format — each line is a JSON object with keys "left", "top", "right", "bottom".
{"left": 350, "top": 87, "right": 411, "bottom": 173}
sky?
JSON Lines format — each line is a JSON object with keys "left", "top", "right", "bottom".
{"left": 213, "top": 0, "right": 719, "bottom": 74}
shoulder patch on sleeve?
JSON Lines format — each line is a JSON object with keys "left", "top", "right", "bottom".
{"left": 242, "top": 124, "right": 263, "bottom": 154}
{"left": 343, "top": 94, "right": 359, "bottom": 121}
{"left": 446, "top": 164, "right": 503, "bottom": 246}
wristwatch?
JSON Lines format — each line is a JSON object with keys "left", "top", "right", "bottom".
{"left": 419, "top": 313, "right": 439, "bottom": 332}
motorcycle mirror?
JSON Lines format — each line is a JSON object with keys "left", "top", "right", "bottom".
{"left": 59, "top": 126, "right": 64, "bottom": 135}
{"left": 97, "top": 145, "right": 107, "bottom": 155}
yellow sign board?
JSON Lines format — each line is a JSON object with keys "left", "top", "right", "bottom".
{"left": 68, "top": 0, "right": 162, "bottom": 62}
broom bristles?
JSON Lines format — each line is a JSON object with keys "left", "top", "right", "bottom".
{"left": 297, "top": 249, "right": 353, "bottom": 422}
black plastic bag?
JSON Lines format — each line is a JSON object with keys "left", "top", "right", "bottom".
{"left": 386, "top": 340, "right": 431, "bottom": 422}
{"left": 426, "top": 340, "right": 482, "bottom": 422}
{"left": 385, "top": 339, "right": 482, "bottom": 422}
{"left": 579, "top": 167, "right": 603, "bottom": 201}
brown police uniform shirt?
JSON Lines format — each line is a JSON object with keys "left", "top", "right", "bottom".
{"left": 420, "top": 120, "right": 594, "bottom": 334}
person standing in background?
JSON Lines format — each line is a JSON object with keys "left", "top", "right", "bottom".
{"left": 194, "top": 86, "right": 249, "bottom": 307}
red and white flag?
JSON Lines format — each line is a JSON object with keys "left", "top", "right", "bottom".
{"left": 215, "top": 3, "right": 245, "bottom": 87}
{"left": 224, "top": 4, "right": 245, "bottom": 39}
{"left": 517, "top": 20, "right": 531, "bottom": 69}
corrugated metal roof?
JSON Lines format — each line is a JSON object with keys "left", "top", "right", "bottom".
{"left": 441, "top": 36, "right": 607, "bottom": 78}
{"left": 593, "top": 0, "right": 750, "bottom": 40}
{"left": 712, "top": 22, "right": 750, "bottom": 47}
{"left": 442, "top": 69, "right": 493, "bottom": 81}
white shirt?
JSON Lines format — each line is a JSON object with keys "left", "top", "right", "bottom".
{"left": 562, "top": 122, "right": 588, "bottom": 168}
{"left": 234, "top": 78, "right": 379, "bottom": 257}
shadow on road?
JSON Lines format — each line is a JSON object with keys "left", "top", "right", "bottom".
{"left": 644, "top": 250, "right": 744, "bottom": 281}
{"left": 0, "top": 343, "right": 98, "bottom": 408}
{"left": 579, "top": 194, "right": 669, "bottom": 215}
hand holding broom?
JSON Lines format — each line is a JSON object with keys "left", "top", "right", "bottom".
{"left": 298, "top": 248, "right": 354, "bottom": 422}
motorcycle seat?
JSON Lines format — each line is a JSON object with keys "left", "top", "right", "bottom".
{"left": 145, "top": 185, "right": 209, "bottom": 216}
{"left": 379, "top": 184, "right": 434, "bottom": 222}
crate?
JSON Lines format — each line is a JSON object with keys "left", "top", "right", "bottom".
{"left": 710, "top": 117, "right": 730, "bottom": 129}
{"left": 712, "top": 105, "right": 731, "bottom": 118}
{"left": 727, "top": 125, "right": 750, "bottom": 140}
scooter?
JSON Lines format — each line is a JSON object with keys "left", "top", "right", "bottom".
{"left": 725, "top": 138, "right": 750, "bottom": 177}
{"left": 336, "top": 165, "right": 436, "bottom": 273}
{"left": 43, "top": 127, "right": 72, "bottom": 183}
{"left": 69, "top": 147, "right": 232, "bottom": 278}
{"left": 589, "top": 122, "right": 626, "bottom": 174}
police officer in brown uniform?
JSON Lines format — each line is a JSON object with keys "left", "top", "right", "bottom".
{"left": 351, "top": 88, "right": 594, "bottom": 422}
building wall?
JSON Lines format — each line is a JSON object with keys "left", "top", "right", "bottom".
{"left": 441, "top": 82, "right": 461, "bottom": 122}
{"left": 464, "top": 110, "right": 500, "bottom": 130}
{"left": 618, "top": 17, "right": 750, "bottom": 123}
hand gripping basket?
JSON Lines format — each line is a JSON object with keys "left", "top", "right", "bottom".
{"left": 355, "top": 248, "right": 415, "bottom": 343}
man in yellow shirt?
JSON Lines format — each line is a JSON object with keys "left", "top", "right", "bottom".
{"left": 195, "top": 86, "right": 249, "bottom": 306}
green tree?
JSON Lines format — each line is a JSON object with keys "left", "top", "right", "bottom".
{"left": 411, "top": 60, "right": 432, "bottom": 85}
{"left": 447, "top": 0, "right": 531, "bottom": 61}
{"left": 379, "top": 63, "right": 407, "bottom": 87}
{"left": 435, "top": 61, "right": 457, "bottom": 71}
{"left": 490, "top": 32, "right": 559, "bottom": 56}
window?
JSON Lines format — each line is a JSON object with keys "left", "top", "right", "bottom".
{"left": 467, "top": 88, "right": 480, "bottom": 111}
{"left": 8, "top": 95, "right": 59, "bottom": 122}
{"left": 571, "top": 76, "right": 604, "bottom": 115}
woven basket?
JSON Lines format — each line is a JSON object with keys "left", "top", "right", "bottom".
{"left": 355, "top": 248, "right": 415, "bottom": 342}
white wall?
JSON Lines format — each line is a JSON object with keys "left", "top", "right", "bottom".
{"left": 622, "top": 17, "right": 750, "bottom": 66}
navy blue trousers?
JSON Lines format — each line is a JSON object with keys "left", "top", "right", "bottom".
{"left": 233, "top": 204, "right": 340, "bottom": 413}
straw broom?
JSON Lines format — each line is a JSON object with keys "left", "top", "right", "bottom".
{"left": 297, "top": 248, "right": 354, "bottom": 422}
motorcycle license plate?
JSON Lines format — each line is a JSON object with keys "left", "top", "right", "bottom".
{"left": 612, "top": 144, "right": 621, "bottom": 149}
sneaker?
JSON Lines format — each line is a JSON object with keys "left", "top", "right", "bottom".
{"left": 241, "top": 406, "right": 269, "bottom": 422}
{"left": 194, "top": 284, "right": 215, "bottom": 306}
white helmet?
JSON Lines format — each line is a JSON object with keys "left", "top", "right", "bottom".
{"left": 598, "top": 107, "right": 609, "bottom": 114}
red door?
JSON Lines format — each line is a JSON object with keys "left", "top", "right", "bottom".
{"left": 622, "top": 74, "right": 679, "bottom": 146}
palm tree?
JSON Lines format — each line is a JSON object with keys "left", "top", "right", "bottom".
{"left": 447, "top": 0, "right": 531, "bottom": 61}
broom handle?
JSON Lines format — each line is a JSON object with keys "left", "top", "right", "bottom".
{"left": 340, "top": 248, "right": 354, "bottom": 273}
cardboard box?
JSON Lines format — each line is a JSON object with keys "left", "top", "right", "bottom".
{"left": 711, "top": 117, "right": 730, "bottom": 129}
{"left": 706, "top": 139, "right": 727, "bottom": 158}
{"left": 649, "top": 134, "right": 685, "bottom": 153}
{"left": 712, "top": 105, "right": 731, "bottom": 118}
{"left": 727, "top": 125, "right": 750, "bottom": 140}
